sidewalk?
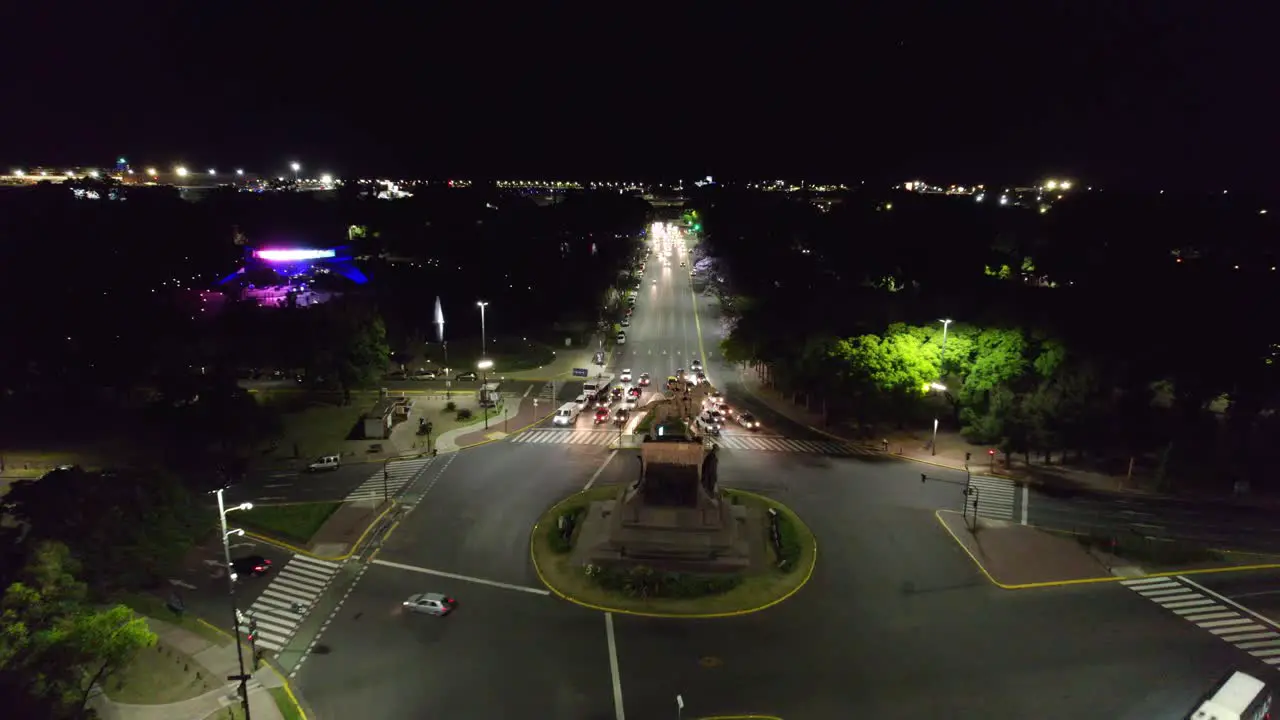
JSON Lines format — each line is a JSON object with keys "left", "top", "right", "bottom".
{"left": 936, "top": 511, "right": 1120, "bottom": 588}
{"left": 306, "top": 498, "right": 393, "bottom": 557}
{"left": 438, "top": 397, "right": 551, "bottom": 450}
{"left": 90, "top": 616, "right": 290, "bottom": 720}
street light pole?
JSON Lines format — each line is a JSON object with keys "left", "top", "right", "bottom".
{"left": 478, "top": 359, "right": 493, "bottom": 430}
{"left": 214, "top": 489, "right": 253, "bottom": 720}
{"left": 476, "top": 301, "right": 489, "bottom": 358}
{"left": 382, "top": 457, "right": 391, "bottom": 504}
{"left": 931, "top": 318, "right": 953, "bottom": 456}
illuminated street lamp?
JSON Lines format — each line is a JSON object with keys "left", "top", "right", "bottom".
{"left": 476, "top": 301, "right": 490, "bottom": 354}
{"left": 175, "top": 166, "right": 189, "bottom": 177}
{"left": 930, "top": 319, "right": 953, "bottom": 456}
{"left": 208, "top": 168, "right": 216, "bottom": 176}
{"left": 290, "top": 162, "right": 301, "bottom": 183}
{"left": 477, "top": 359, "right": 494, "bottom": 430}
{"left": 213, "top": 488, "right": 254, "bottom": 719}
{"left": 145, "top": 167, "right": 158, "bottom": 177}
{"left": 320, "top": 173, "right": 333, "bottom": 185}
{"left": 12, "top": 169, "right": 23, "bottom": 177}
{"left": 235, "top": 169, "right": 245, "bottom": 176}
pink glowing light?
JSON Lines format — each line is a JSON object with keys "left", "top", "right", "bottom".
{"left": 254, "top": 248, "right": 336, "bottom": 262}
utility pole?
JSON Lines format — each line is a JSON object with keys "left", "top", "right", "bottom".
{"left": 931, "top": 318, "right": 952, "bottom": 456}
{"left": 214, "top": 489, "right": 253, "bottom": 720}
{"left": 382, "top": 457, "right": 391, "bottom": 503}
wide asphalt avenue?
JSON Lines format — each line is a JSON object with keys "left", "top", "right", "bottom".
{"left": 284, "top": 230, "right": 1280, "bottom": 718}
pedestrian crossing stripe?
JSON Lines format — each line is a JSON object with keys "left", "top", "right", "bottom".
{"left": 710, "top": 435, "right": 872, "bottom": 454}
{"left": 1121, "top": 576, "right": 1280, "bottom": 667}
{"left": 240, "top": 555, "right": 342, "bottom": 652}
{"left": 963, "top": 476, "right": 1018, "bottom": 521}
{"left": 342, "top": 456, "right": 433, "bottom": 503}
{"left": 511, "top": 429, "right": 618, "bottom": 446}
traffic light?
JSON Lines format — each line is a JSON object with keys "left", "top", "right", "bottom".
{"left": 247, "top": 618, "right": 258, "bottom": 643}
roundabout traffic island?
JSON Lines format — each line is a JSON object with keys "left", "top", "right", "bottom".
{"left": 530, "top": 419, "right": 816, "bottom": 617}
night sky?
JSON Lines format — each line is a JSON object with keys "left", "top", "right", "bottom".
{"left": 2, "top": 4, "right": 1273, "bottom": 189}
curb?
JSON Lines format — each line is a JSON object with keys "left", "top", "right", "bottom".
{"left": 450, "top": 405, "right": 558, "bottom": 451}
{"left": 933, "top": 509, "right": 1280, "bottom": 590}
{"left": 528, "top": 487, "right": 817, "bottom": 619}
{"left": 193, "top": 617, "right": 313, "bottom": 720}
{"left": 246, "top": 500, "right": 399, "bottom": 562}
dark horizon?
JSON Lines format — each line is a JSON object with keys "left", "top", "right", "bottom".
{"left": 2, "top": 5, "right": 1275, "bottom": 191}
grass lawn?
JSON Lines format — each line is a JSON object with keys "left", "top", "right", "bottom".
{"left": 239, "top": 501, "right": 343, "bottom": 544}
{"left": 104, "top": 642, "right": 214, "bottom": 704}
{"left": 531, "top": 487, "right": 817, "bottom": 615}
{"left": 113, "top": 593, "right": 227, "bottom": 647}
{"left": 254, "top": 399, "right": 365, "bottom": 464}
{"left": 201, "top": 688, "right": 304, "bottom": 720}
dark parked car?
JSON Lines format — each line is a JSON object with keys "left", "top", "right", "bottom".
{"left": 455, "top": 371, "right": 478, "bottom": 381}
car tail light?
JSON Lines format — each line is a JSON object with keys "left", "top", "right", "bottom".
{"left": 255, "top": 566, "right": 267, "bottom": 572}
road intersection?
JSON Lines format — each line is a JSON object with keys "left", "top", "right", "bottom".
{"left": 254, "top": 232, "right": 1280, "bottom": 718}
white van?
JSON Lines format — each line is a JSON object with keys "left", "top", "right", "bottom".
{"left": 553, "top": 402, "right": 580, "bottom": 426}
{"left": 307, "top": 455, "right": 340, "bottom": 472}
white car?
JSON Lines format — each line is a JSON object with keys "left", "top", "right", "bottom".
{"left": 620, "top": 369, "right": 632, "bottom": 382}
{"left": 616, "top": 332, "right": 626, "bottom": 345}
{"left": 621, "top": 318, "right": 630, "bottom": 327}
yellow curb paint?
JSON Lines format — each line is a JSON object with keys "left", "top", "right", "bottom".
{"left": 194, "top": 619, "right": 309, "bottom": 719}
{"left": 529, "top": 488, "right": 817, "bottom": 619}
{"left": 934, "top": 509, "right": 1280, "bottom": 590}
{"left": 370, "top": 518, "right": 404, "bottom": 562}
{"left": 246, "top": 500, "right": 398, "bottom": 562}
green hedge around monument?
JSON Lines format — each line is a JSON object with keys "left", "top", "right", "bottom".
{"left": 583, "top": 564, "right": 742, "bottom": 599}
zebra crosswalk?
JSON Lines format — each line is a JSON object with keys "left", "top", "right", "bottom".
{"left": 965, "top": 475, "right": 1020, "bottom": 521}
{"left": 1122, "top": 576, "right": 1280, "bottom": 666}
{"left": 343, "top": 456, "right": 433, "bottom": 503}
{"left": 709, "top": 434, "right": 872, "bottom": 455}
{"left": 239, "top": 555, "right": 342, "bottom": 652}
{"left": 510, "top": 429, "right": 618, "bottom": 446}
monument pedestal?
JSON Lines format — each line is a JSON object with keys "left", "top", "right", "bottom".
{"left": 578, "top": 432, "right": 760, "bottom": 574}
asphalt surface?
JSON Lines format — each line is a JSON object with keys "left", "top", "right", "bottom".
{"left": 290, "top": 232, "right": 1280, "bottom": 718}
{"left": 1028, "top": 484, "right": 1280, "bottom": 553}
{"left": 225, "top": 463, "right": 376, "bottom": 505}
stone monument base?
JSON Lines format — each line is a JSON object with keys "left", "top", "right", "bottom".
{"left": 575, "top": 497, "right": 767, "bottom": 575}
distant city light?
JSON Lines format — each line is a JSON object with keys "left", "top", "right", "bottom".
{"left": 13, "top": 169, "right": 24, "bottom": 177}
{"left": 175, "top": 166, "right": 189, "bottom": 177}
{"left": 290, "top": 162, "right": 301, "bottom": 172}
{"left": 88, "top": 170, "right": 99, "bottom": 178}
{"left": 320, "top": 174, "right": 333, "bottom": 185}
{"left": 236, "top": 169, "right": 245, "bottom": 176}
{"left": 208, "top": 169, "right": 216, "bottom": 176}
{"left": 254, "top": 248, "right": 337, "bottom": 262}
{"left": 146, "top": 167, "right": 158, "bottom": 176}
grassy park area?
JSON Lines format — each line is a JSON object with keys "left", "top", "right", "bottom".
{"left": 239, "top": 501, "right": 343, "bottom": 544}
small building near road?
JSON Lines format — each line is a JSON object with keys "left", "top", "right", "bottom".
{"left": 362, "top": 396, "right": 411, "bottom": 439}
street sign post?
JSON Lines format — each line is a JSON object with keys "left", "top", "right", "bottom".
{"left": 572, "top": 368, "right": 588, "bottom": 378}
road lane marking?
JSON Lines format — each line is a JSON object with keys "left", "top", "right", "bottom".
{"left": 264, "top": 483, "right": 291, "bottom": 488}
{"left": 605, "top": 612, "right": 626, "bottom": 720}
{"left": 370, "top": 559, "right": 551, "bottom": 596}
{"left": 1230, "top": 590, "right": 1280, "bottom": 599}
{"left": 1020, "top": 485, "right": 1028, "bottom": 525}
{"left": 583, "top": 449, "right": 619, "bottom": 490}
{"left": 1180, "top": 576, "right": 1280, "bottom": 632}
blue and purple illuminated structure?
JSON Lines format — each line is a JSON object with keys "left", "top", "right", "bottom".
{"left": 218, "top": 245, "right": 369, "bottom": 286}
